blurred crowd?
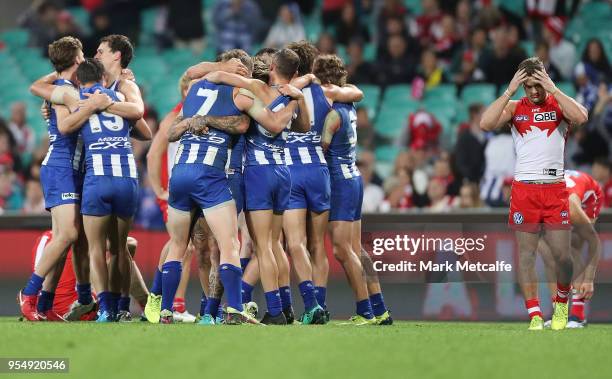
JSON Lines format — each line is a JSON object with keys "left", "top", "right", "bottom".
{"left": 1, "top": 0, "right": 611, "bottom": 223}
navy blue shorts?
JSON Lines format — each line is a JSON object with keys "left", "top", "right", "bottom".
{"left": 329, "top": 176, "right": 363, "bottom": 222}
{"left": 81, "top": 175, "right": 138, "bottom": 218}
{"left": 287, "top": 164, "right": 330, "bottom": 213}
{"left": 169, "top": 164, "right": 233, "bottom": 213}
{"left": 40, "top": 165, "right": 83, "bottom": 210}
{"left": 244, "top": 165, "right": 291, "bottom": 213}
{"left": 227, "top": 171, "right": 244, "bottom": 214}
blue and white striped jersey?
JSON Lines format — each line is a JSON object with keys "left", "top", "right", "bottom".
{"left": 326, "top": 102, "right": 360, "bottom": 179}
{"left": 80, "top": 83, "right": 137, "bottom": 178}
{"left": 174, "top": 80, "right": 242, "bottom": 170}
{"left": 42, "top": 78, "right": 83, "bottom": 171}
{"left": 285, "top": 83, "right": 328, "bottom": 166}
{"left": 244, "top": 94, "right": 292, "bottom": 166}
{"left": 227, "top": 134, "right": 245, "bottom": 173}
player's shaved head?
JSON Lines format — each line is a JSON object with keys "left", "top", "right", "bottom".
{"left": 77, "top": 58, "right": 105, "bottom": 84}
{"left": 220, "top": 49, "right": 253, "bottom": 75}
{"left": 252, "top": 57, "right": 271, "bottom": 83}
{"left": 313, "top": 54, "right": 347, "bottom": 86}
{"left": 48, "top": 36, "right": 83, "bottom": 72}
{"left": 287, "top": 40, "right": 319, "bottom": 76}
{"left": 517, "top": 57, "right": 545, "bottom": 76}
{"left": 100, "top": 34, "right": 133, "bottom": 68}
{"left": 272, "top": 48, "right": 300, "bottom": 80}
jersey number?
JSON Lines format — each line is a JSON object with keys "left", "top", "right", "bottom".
{"left": 89, "top": 112, "right": 123, "bottom": 133}
{"left": 303, "top": 87, "right": 315, "bottom": 127}
{"left": 196, "top": 88, "right": 219, "bottom": 115}
{"left": 349, "top": 110, "right": 357, "bottom": 146}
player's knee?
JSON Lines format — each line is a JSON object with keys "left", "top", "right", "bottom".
{"left": 332, "top": 244, "right": 351, "bottom": 262}
{"left": 57, "top": 228, "right": 79, "bottom": 246}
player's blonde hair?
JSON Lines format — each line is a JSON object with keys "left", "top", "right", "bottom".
{"left": 178, "top": 73, "right": 190, "bottom": 98}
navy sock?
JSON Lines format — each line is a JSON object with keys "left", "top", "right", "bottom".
{"left": 265, "top": 290, "right": 282, "bottom": 316}
{"left": 151, "top": 268, "right": 163, "bottom": 296}
{"left": 298, "top": 281, "right": 317, "bottom": 310}
{"left": 199, "top": 292, "right": 207, "bottom": 316}
{"left": 241, "top": 281, "right": 254, "bottom": 303}
{"left": 314, "top": 286, "right": 327, "bottom": 309}
{"left": 216, "top": 306, "right": 224, "bottom": 320}
{"left": 240, "top": 258, "right": 250, "bottom": 271}
{"left": 356, "top": 299, "right": 374, "bottom": 319}
{"left": 369, "top": 293, "right": 387, "bottom": 317}
{"left": 76, "top": 283, "right": 92, "bottom": 305}
{"left": 205, "top": 297, "right": 221, "bottom": 316}
{"left": 98, "top": 292, "right": 111, "bottom": 313}
{"left": 23, "top": 273, "right": 44, "bottom": 296}
{"left": 118, "top": 296, "right": 130, "bottom": 312}
{"left": 219, "top": 264, "right": 243, "bottom": 311}
{"left": 37, "top": 290, "right": 54, "bottom": 313}
{"left": 279, "top": 286, "right": 292, "bottom": 310}
{"left": 161, "top": 261, "right": 182, "bottom": 312}
{"left": 110, "top": 293, "right": 120, "bottom": 315}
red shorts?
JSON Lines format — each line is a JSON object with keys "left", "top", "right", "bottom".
{"left": 157, "top": 198, "right": 169, "bottom": 223}
{"left": 508, "top": 181, "right": 571, "bottom": 232}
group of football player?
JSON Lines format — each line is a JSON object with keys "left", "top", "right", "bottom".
{"left": 17, "top": 32, "right": 393, "bottom": 326}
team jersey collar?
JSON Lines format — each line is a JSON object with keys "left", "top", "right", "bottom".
{"left": 81, "top": 82, "right": 105, "bottom": 95}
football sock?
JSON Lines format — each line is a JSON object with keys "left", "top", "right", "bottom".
{"left": 161, "top": 261, "right": 182, "bottom": 312}
{"left": 110, "top": 293, "right": 120, "bottom": 315}
{"left": 173, "top": 297, "right": 186, "bottom": 313}
{"left": 240, "top": 258, "right": 250, "bottom": 271}
{"left": 23, "top": 273, "right": 44, "bottom": 296}
{"left": 525, "top": 298, "right": 543, "bottom": 319}
{"left": 37, "top": 290, "right": 54, "bottom": 313}
{"left": 219, "top": 264, "right": 243, "bottom": 311}
{"left": 241, "top": 281, "right": 254, "bottom": 303}
{"left": 205, "top": 297, "right": 221, "bottom": 317}
{"left": 555, "top": 283, "right": 571, "bottom": 304}
{"left": 76, "top": 283, "right": 92, "bottom": 305}
{"left": 118, "top": 296, "right": 130, "bottom": 312}
{"left": 356, "top": 299, "right": 374, "bottom": 319}
{"left": 199, "top": 293, "right": 207, "bottom": 316}
{"left": 98, "top": 292, "right": 111, "bottom": 313}
{"left": 265, "top": 290, "right": 282, "bottom": 317}
{"left": 280, "top": 286, "right": 292, "bottom": 310}
{"left": 369, "top": 292, "right": 388, "bottom": 317}
{"left": 570, "top": 292, "right": 586, "bottom": 320}
{"left": 298, "top": 281, "right": 317, "bottom": 310}
{"left": 314, "top": 286, "right": 327, "bottom": 309}
{"left": 150, "top": 268, "right": 163, "bottom": 296}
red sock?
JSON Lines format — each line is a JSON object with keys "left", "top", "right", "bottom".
{"left": 173, "top": 297, "right": 186, "bottom": 313}
{"left": 525, "top": 298, "right": 542, "bottom": 319}
{"left": 555, "top": 283, "right": 571, "bottom": 303}
{"left": 570, "top": 293, "right": 586, "bottom": 320}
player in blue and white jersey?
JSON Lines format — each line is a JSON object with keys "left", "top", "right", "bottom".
{"left": 203, "top": 48, "right": 310, "bottom": 324}
{"left": 314, "top": 54, "right": 391, "bottom": 325}
{"left": 162, "top": 49, "right": 299, "bottom": 325}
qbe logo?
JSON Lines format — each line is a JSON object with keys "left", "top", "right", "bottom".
{"left": 533, "top": 111, "right": 557, "bottom": 122}
{"left": 513, "top": 211, "right": 524, "bottom": 225}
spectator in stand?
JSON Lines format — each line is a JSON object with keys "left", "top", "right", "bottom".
{"left": 451, "top": 49, "right": 485, "bottom": 90}
{"left": 427, "top": 177, "right": 457, "bottom": 212}
{"left": 457, "top": 182, "right": 484, "bottom": 209}
{"left": 377, "top": 15, "right": 417, "bottom": 60}
{"left": 0, "top": 120, "right": 21, "bottom": 174}
{"left": 376, "top": 0, "right": 408, "bottom": 48}
{"left": 535, "top": 41, "right": 562, "bottom": 83}
{"left": 575, "top": 62, "right": 600, "bottom": 114}
{"left": 410, "top": 0, "right": 443, "bottom": 48}
{"left": 0, "top": 165, "right": 23, "bottom": 213}
{"left": 454, "top": 0, "right": 473, "bottom": 43}
{"left": 346, "top": 39, "right": 376, "bottom": 84}
{"left": 408, "top": 109, "right": 442, "bottom": 151}
{"left": 316, "top": 32, "right": 337, "bottom": 54}
{"left": 478, "top": 25, "right": 527, "bottom": 87}
{"left": 321, "top": 0, "right": 350, "bottom": 27}
{"left": 376, "top": 34, "right": 417, "bottom": 86}
{"left": 168, "top": 0, "right": 207, "bottom": 55}
{"left": 22, "top": 177, "right": 45, "bottom": 214}
{"left": 417, "top": 48, "right": 447, "bottom": 89}
{"left": 591, "top": 82, "right": 612, "bottom": 145}
{"left": 356, "top": 106, "right": 375, "bottom": 150}
{"left": 474, "top": 0, "right": 502, "bottom": 31}
{"left": 18, "top": 0, "right": 59, "bottom": 50}
{"left": 335, "top": 2, "right": 370, "bottom": 45}
{"left": 380, "top": 169, "right": 413, "bottom": 212}
{"left": 581, "top": 38, "right": 612, "bottom": 84}
{"left": 592, "top": 158, "right": 612, "bottom": 208}
{"left": 454, "top": 103, "right": 486, "bottom": 183}
{"left": 53, "top": 10, "right": 85, "bottom": 44}
{"left": 480, "top": 126, "right": 515, "bottom": 207}
{"left": 358, "top": 150, "right": 383, "bottom": 186}
{"left": 264, "top": 3, "right": 305, "bottom": 49}
{"left": 357, "top": 154, "right": 384, "bottom": 213}
{"left": 432, "top": 14, "right": 460, "bottom": 62}
{"left": 213, "top": 0, "right": 263, "bottom": 54}
{"left": 7, "top": 102, "right": 35, "bottom": 157}
{"left": 83, "top": 7, "right": 112, "bottom": 57}
{"left": 432, "top": 152, "right": 460, "bottom": 196}
{"left": 104, "top": 0, "right": 142, "bottom": 44}
{"left": 542, "top": 16, "right": 576, "bottom": 80}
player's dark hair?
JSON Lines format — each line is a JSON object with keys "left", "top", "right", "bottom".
{"left": 100, "top": 34, "right": 133, "bottom": 68}
{"left": 255, "top": 47, "right": 278, "bottom": 58}
{"left": 220, "top": 49, "right": 254, "bottom": 75}
{"left": 517, "top": 57, "right": 544, "bottom": 76}
{"left": 312, "top": 54, "right": 347, "bottom": 86}
{"left": 594, "top": 157, "right": 611, "bottom": 171}
{"left": 252, "top": 57, "right": 271, "bottom": 83}
{"left": 48, "top": 36, "right": 83, "bottom": 72}
{"left": 272, "top": 48, "right": 300, "bottom": 80}
{"left": 287, "top": 40, "right": 319, "bottom": 76}
{"left": 77, "top": 58, "right": 105, "bottom": 84}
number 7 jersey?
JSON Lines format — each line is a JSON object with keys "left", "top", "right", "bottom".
{"left": 79, "top": 83, "right": 136, "bottom": 178}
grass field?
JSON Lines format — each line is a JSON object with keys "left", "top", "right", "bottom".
{"left": 2, "top": 317, "right": 612, "bottom": 379}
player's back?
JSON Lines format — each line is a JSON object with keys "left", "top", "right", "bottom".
{"left": 511, "top": 95, "right": 569, "bottom": 181}
{"left": 327, "top": 102, "right": 359, "bottom": 179}
{"left": 80, "top": 83, "right": 135, "bottom": 178}
{"left": 244, "top": 94, "right": 293, "bottom": 166}
{"left": 175, "top": 79, "right": 242, "bottom": 170}
{"left": 42, "top": 78, "right": 82, "bottom": 170}
{"left": 285, "top": 83, "right": 329, "bottom": 166}
{"left": 564, "top": 170, "right": 603, "bottom": 204}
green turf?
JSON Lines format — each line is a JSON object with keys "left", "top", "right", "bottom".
{"left": 2, "top": 317, "right": 611, "bottom": 379}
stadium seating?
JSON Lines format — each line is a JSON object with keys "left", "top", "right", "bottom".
{"left": 461, "top": 83, "right": 496, "bottom": 106}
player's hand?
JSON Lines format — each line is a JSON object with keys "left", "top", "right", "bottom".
{"left": 578, "top": 281, "right": 594, "bottom": 300}
{"left": 278, "top": 84, "right": 303, "bottom": 100}
{"left": 120, "top": 68, "right": 136, "bottom": 82}
{"left": 189, "top": 115, "right": 209, "bottom": 135}
{"left": 81, "top": 90, "right": 113, "bottom": 111}
{"left": 507, "top": 69, "right": 527, "bottom": 96}
{"left": 40, "top": 101, "right": 50, "bottom": 121}
{"left": 223, "top": 58, "right": 249, "bottom": 77}
{"left": 533, "top": 69, "right": 557, "bottom": 94}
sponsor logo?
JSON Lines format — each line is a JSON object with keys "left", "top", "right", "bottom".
{"left": 531, "top": 108, "right": 541, "bottom": 112}
{"left": 561, "top": 210, "right": 568, "bottom": 218}
{"left": 61, "top": 193, "right": 80, "bottom": 200}
{"left": 513, "top": 212, "right": 524, "bottom": 225}
{"left": 543, "top": 168, "right": 558, "bottom": 176}
{"left": 514, "top": 115, "right": 529, "bottom": 122}
{"left": 533, "top": 111, "right": 557, "bottom": 122}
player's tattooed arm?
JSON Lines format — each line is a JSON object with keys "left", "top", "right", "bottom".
{"left": 278, "top": 84, "right": 310, "bottom": 133}
{"left": 321, "top": 109, "right": 341, "bottom": 151}
{"left": 167, "top": 113, "right": 192, "bottom": 142}
{"left": 322, "top": 83, "right": 364, "bottom": 103}
{"left": 190, "top": 114, "right": 250, "bottom": 135}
